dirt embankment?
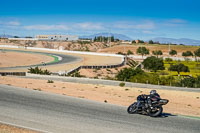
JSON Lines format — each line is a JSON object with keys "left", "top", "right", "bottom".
{"left": 0, "top": 76, "right": 199, "bottom": 117}
{"left": 98, "top": 44, "right": 200, "bottom": 57}
{"left": 0, "top": 39, "right": 112, "bottom": 52}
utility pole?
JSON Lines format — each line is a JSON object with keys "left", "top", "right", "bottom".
{"left": 3, "top": 31, "right": 5, "bottom": 38}
{"left": 168, "top": 43, "right": 171, "bottom": 56}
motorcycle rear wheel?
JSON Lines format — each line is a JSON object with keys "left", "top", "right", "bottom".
{"left": 127, "top": 102, "right": 137, "bottom": 114}
{"left": 148, "top": 106, "right": 163, "bottom": 117}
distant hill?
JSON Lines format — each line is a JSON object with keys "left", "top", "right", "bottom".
{"left": 80, "top": 33, "right": 132, "bottom": 40}
{"left": 0, "top": 34, "right": 13, "bottom": 38}
{"left": 152, "top": 37, "right": 200, "bottom": 46}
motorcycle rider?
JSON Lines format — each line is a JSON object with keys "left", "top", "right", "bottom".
{"left": 148, "top": 90, "right": 160, "bottom": 108}
{"left": 137, "top": 90, "right": 160, "bottom": 109}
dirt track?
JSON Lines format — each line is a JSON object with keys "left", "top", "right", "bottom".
{"left": 0, "top": 48, "right": 122, "bottom": 72}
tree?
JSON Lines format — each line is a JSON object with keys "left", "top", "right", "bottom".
{"left": 136, "top": 47, "right": 149, "bottom": 57}
{"left": 94, "top": 36, "right": 97, "bottom": 42}
{"left": 127, "top": 50, "right": 133, "bottom": 55}
{"left": 132, "top": 40, "right": 136, "bottom": 43}
{"left": 111, "top": 36, "right": 114, "bottom": 42}
{"left": 149, "top": 40, "right": 154, "bottom": 44}
{"left": 194, "top": 48, "right": 200, "bottom": 61}
{"left": 182, "top": 51, "right": 193, "bottom": 61}
{"left": 152, "top": 50, "right": 163, "bottom": 58}
{"left": 169, "top": 49, "right": 177, "bottom": 56}
{"left": 116, "top": 68, "right": 144, "bottom": 81}
{"left": 182, "top": 51, "right": 193, "bottom": 57}
{"left": 168, "top": 63, "right": 189, "bottom": 76}
{"left": 25, "top": 36, "right": 32, "bottom": 38}
{"left": 14, "top": 36, "right": 19, "bottom": 38}
{"left": 142, "top": 56, "right": 165, "bottom": 72}
{"left": 139, "top": 40, "right": 144, "bottom": 43}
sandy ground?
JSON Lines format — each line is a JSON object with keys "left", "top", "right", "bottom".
{"left": 0, "top": 48, "right": 122, "bottom": 73}
{"left": 0, "top": 52, "right": 54, "bottom": 68}
{"left": 0, "top": 76, "right": 199, "bottom": 117}
{"left": 0, "top": 123, "right": 38, "bottom": 133}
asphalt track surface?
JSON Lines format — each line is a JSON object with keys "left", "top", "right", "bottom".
{"left": 0, "top": 49, "right": 81, "bottom": 70}
{"left": 0, "top": 84, "right": 200, "bottom": 133}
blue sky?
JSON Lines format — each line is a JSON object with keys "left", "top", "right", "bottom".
{"left": 0, "top": 0, "right": 200, "bottom": 40}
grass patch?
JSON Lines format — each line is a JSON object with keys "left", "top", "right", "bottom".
{"left": 163, "top": 60, "right": 200, "bottom": 77}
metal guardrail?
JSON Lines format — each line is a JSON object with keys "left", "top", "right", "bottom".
{"left": 0, "top": 72, "right": 26, "bottom": 76}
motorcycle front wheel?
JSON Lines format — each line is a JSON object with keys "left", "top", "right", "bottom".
{"left": 148, "top": 106, "right": 163, "bottom": 117}
{"left": 127, "top": 102, "right": 137, "bottom": 114}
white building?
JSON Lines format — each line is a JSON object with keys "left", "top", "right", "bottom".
{"left": 8, "top": 38, "right": 38, "bottom": 41}
{"left": 36, "top": 35, "right": 78, "bottom": 41}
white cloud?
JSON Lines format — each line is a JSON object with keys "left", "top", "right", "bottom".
{"left": 142, "top": 30, "right": 153, "bottom": 34}
{"left": 168, "top": 19, "right": 187, "bottom": 24}
{"left": 75, "top": 22, "right": 105, "bottom": 30}
{"left": 24, "top": 25, "right": 69, "bottom": 30}
{"left": 7, "top": 21, "right": 20, "bottom": 26}
{"left": 23, "top": 22, "right": 105, "bottom": 31}
{"left": 113, "top": 21, "right": 155, "bottom": 30}
{"left": 163, "top": 19, "right": 187, "bottom": 27}
{"left": 0, "top": 20, "right": 20, "bottom": 26}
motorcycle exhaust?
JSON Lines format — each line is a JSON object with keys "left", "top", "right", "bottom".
{"left": 159, "top": 99, "right": 169, "bottom": 105}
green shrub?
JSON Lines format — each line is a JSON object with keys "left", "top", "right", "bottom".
{"left": 159, "top": 71, "right": 169, "bottom": 75}
{"left": 47, "top": 80, "right": 54, "bottom": 83}
{"left": 165, "top": 58, "right": 173, "bottom": 62}
{"left": 176, "top": 76, "right": 200, "bottom": 88}
{"left": 70, "top": 71, "right": 85, "bottom": 77}
{"left": 142, "top": 56, "right": 165, "bottom": 72}
{"left": 116, "top": 68, "right": 144, "bottom": 81}
{"left": 130, "top": 73, "right": 159, "bottom": 84}
{"left": 127, "top": 50, "right": 134, "bottom": 55}
{"left": 116, "top": 52, "right": 125, "bottom": 55}
{"left": 28, "top": 67, "right": 51, "bottom": 75}
{"left": 119, "top": 82, "right": 125, "bottom": 87}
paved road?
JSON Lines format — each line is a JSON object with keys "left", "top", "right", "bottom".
{"left": 0, "top": 49, "right": 81, "bottom": 70}
{"left": 0, "top": 84, "right": 200, "bottom": 133}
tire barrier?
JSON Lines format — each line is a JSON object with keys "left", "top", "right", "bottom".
{"left": 0, "top": 72, "right": 26, "bottom": 76}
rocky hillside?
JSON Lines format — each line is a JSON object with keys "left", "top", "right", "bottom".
{"left": 0, "top": 39, "right": 118, "bottom": 52}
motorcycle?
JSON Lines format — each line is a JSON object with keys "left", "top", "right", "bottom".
{"left": 127, "top": 95, "right": 169, "bottom": 117}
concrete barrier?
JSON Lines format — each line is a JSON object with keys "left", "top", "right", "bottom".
{"left": 25, "top": 74, "right": 200, "bottom": 92}
{"left": 0, "top": 45, "right": 124, "bottom": 57}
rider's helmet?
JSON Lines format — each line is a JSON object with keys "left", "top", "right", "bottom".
{"left": 150, "top": 90, "right": 157, "bottom": 95}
